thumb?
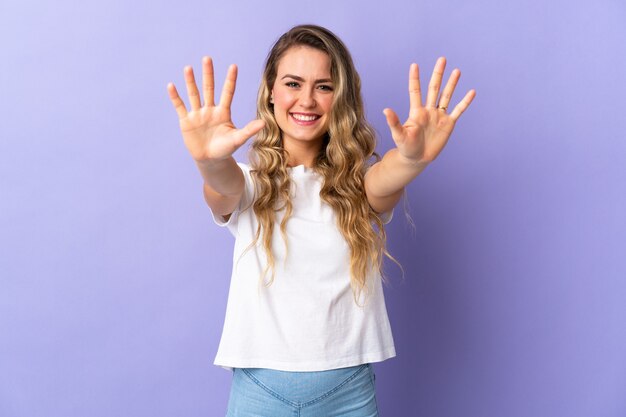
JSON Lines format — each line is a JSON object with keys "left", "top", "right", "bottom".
{"left": 383, "top": 108, "right": 404, "bottom": 143}
{"left": 233, "top": 119, "right": 265, "bottom": 147}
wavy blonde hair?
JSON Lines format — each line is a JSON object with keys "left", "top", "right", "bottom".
{"left": 248, "top": 24, "right": 394, "bottom": 306}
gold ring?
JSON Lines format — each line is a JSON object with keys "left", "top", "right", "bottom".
{"left": 437, "top": 106, "right": 447, "bottom": 111}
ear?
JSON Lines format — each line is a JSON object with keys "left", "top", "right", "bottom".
{"left": 269, "top": 86, "right": 276, "bottom": 104}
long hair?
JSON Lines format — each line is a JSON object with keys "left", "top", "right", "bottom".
{"left": 249, "top": 24, "right": 393, "bottom": 306}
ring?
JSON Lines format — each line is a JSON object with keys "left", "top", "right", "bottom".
{"left": 437, "top": 106, "right": 447, "bottom": 111}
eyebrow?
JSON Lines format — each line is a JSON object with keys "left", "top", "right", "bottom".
{"left": 281, "top": 74, "right": 333, "bottom": 83}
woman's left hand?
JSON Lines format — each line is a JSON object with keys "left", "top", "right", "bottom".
{"left": 383, "top": 57, "right": 476, "bottom": 165}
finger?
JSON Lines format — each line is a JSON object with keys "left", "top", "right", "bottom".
{"left": 219, "top": 64, "right": 238, "bottom": 109}
{"left": 232, "top": 119, "right": 265, "bottom": 147}
{"left": 438, "top": 68, "right": 461, "bottom": 111}
{"left": 449, "top": 89, "right": 476, "bottom": 120}
{"left": 425, "top": 57, "right": 446, "bottom": 108}
{"left": 408, "top": 63, "right": 422, "bottom": 110}
{"left": 383, "top": 108, "right": 404, "bottom": 143}
{"left": 167, "top": 82, "right": 188, "bottom": 120}
{"left": 202, "top": 56, "right": 215, "bottom": 107}
{"left": 184, "top": 66, "right": 202, "bottom": 111}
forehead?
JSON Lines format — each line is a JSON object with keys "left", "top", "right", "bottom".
{"left": 276, "top": 46, "right": 331, "bottom": 78}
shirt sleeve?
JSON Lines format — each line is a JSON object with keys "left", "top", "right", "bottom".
{"left": 209, "top": 162, "right": 255, "bottom": 236}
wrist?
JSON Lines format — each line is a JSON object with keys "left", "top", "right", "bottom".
{"left": 194, "top": 156, "right": 232, "bottom": 170}
{"left": 394, "top": 149, "right": 429, "bottom": 169}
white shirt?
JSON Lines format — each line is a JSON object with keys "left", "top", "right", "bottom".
{"left": 211, "top": 163, "right": 396, "bottom": 372}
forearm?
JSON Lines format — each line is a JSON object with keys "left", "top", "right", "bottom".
{"left": 194, "top": 157, "right": 244, "bottom": 197}
{"left": 194, "top": 157, "right": 245, "bottom": 216}
{"left": 364, "top": 148, "right": 429, "bottom": 213}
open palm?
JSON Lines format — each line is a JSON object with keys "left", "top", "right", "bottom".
{"left": 167, "top": 57, "right": 264, "bottom": 163}
{"left": 383, "top": 57, "right": 476, "bottom": 165}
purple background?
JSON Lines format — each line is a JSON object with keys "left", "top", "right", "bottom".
{"left": 1, "top": 0, "right": 625, "bottom": 416}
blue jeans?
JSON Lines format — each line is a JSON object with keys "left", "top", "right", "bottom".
{"left": 226, "top": 363, "right": 379, "bottom": 416}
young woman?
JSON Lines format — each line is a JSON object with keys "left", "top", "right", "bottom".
{"left": 167, "top": 24, "right": 475, "bottom": 417}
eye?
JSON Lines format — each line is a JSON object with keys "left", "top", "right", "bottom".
{"left": 286, "top": 81, "right": 300, "bottom": 88}
{"left": 318, "top": 85, "right": 333, "bottom": 91}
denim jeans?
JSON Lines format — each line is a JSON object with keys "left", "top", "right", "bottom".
{"left": 226, "top": 363, "right": 379, "bottom": 416}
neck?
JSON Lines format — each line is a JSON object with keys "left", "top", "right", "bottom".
{"left": 283, "top": 139, "right": 323, "bottom": 168}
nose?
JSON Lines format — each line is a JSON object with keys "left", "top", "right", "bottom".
{"left": 298, "top": 88, "right": 316, "bottom": 109}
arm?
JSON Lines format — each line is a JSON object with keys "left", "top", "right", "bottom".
{"left": 364, "top": 149, "right": 429, "bottom": 214}
{"left": 167, "top": 57, "right": 264, "bottom": 216}
{"left": 197, "top": 158, "right": 245, "bottom": 217}
{"left": 365, "top": 57, "right": 476, "bottom": 214}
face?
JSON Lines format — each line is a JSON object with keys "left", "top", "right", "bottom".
{"left": 271, "top": 46, "right": 334, "bottom": 153}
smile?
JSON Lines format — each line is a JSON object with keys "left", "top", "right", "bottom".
{"left": 290, "top": 112, "right": 321, "bottom": 125}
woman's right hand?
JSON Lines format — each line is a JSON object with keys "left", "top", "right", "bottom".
{"left": 167, "top": 56, "right": 265, "bottom": 164}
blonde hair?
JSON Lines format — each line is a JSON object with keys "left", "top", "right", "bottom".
{"left": 248, "top": 24, "right": 394, "bottom": 305}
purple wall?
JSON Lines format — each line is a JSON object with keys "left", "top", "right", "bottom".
{"left": 1, "top": 0, "right": 625, "bottom": 416}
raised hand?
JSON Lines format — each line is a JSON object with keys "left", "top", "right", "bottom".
{"left": 167, "top": 57, "right": 265, "bottom": 164}
{"left": 383, "top": 57, "right": 476, "bottom": 165}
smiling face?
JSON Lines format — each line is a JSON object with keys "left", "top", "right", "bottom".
{"left": 271, "top": 46, "right": 334, "bottom": 162}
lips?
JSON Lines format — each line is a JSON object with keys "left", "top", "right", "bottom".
{"left": 290, "top": 112, "right": 321, "bottom": 126}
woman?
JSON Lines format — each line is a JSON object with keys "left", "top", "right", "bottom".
{"left": 167, "top": 24, "right": 474, "bottom": 417}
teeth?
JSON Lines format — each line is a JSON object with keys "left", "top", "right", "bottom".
{"left": 292, "top": 114, "right": 318, "bottom": 121}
